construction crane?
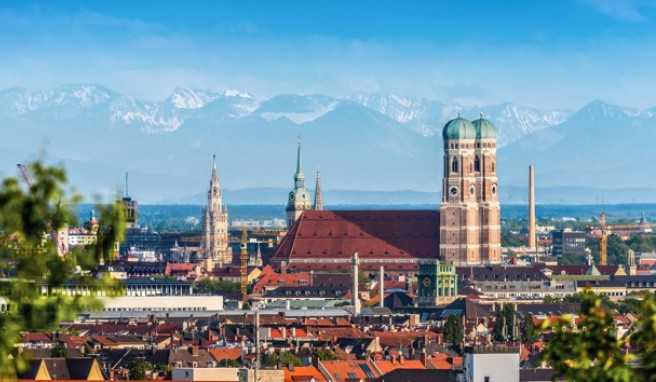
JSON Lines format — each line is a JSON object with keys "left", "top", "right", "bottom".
{"left": 16, "top": 163, "right": 33, "bottom": 187}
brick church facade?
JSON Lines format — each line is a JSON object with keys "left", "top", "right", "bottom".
{"left": 272, "top": 115, "right": 501, "bottom": 271}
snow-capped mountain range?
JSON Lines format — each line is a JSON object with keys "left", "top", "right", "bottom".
{"left": 0, "top": 84, "right": 570, "bottom": 145}
{"left": 1, "top": 84, "right": 655, "bottom": 203}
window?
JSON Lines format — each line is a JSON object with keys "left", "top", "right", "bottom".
{"left": 474, "top": 155, "right": 481, "bottom": 172}
{"left": 451, "top": 157, "right": 459, "bottom": 173}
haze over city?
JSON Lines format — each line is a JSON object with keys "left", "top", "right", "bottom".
{"left": 1, "top": 1, "right": 656, "bottom": 203}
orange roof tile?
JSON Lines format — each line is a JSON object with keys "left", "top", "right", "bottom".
{"left": 427, "top": 353, "right": 462, "bottom": 370}
{"left": 375, "top": 359, "right": 425, "bottom": 374}
{"left": 209, "top": 347, "right": 242, "bottom": 361}
{"left": 285, "top": 366, "right": 327, "bottom": 382}
{"left": 320, "top": 360, "right": 380, "bottom": 382}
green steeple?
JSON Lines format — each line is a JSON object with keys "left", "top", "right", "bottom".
{"left": 294, "top": 139, "right": 305, "bottom": 188}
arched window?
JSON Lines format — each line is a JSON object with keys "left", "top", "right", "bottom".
{"left": 451, "top": 157, "right": 459, "bottom": 173}
{"left": 491, "top": 161, "right": 495, "bottom": 172}
{"left": 474, "top": 155, "right": 481, "bottom": 172}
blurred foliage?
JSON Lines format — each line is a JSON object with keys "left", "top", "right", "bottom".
{"left": 540, "top": 291, "right": 656, "bottom": 381}
{"left": 0, "top": 161, "right": 124, "bottom": 378}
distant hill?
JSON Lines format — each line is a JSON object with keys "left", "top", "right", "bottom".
{"left": 1, "top": 84, "right": 654, "bottom": 204}
{"left": 171, "top": 186, "right": 656, "bottom": 205}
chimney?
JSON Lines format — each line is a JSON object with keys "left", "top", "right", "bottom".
{"left": 528, "top": 165, "right": 537, "bottom": 250}
{"left": 352, "top": 253, "right": 361, "bottom": 316}
{"left": 379, "top": 266, "right": 385, "bottom": 308}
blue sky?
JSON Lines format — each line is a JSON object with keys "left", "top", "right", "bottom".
{"left": 2, "top": 0, "right": 656, "bottom": 108}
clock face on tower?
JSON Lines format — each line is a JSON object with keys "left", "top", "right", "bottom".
{"left": 449, "top": 186, "right": 458, "bottom": 196}
{"left": 423, "top": 276, "right": 431, "bottom": 288}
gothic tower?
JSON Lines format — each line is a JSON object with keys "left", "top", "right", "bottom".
{"left": 202, "top": 155, "right": 231, "bottom": 269}
{"left": 313, "top": 170, "right": 323, "bottom": 211}
{"left": 286, "top": 140, "right": 312, "bottom": 227}
{"left": 439, "top": 114, "right": 501, "bottom": 265}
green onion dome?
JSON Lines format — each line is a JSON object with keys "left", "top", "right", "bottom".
{"left": 472, "top": 116, "right": 497, "bottom": 139}
{"left": 442, "top": 116, "right": 476, "bottom": 140}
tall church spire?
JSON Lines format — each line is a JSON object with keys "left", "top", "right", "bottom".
{"left": 202, "top": 154, "right": 231, "bottom": 270}
{"left": 286, "top": 139, "right": 312, "bottom": 227}
{"left": 313, "top": 170, "right": 323, "bottom": 211}
{"left": 294, "top": 138, "right": 305, "bottom": 188}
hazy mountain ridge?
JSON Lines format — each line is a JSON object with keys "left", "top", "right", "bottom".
{"left": 1, "top": 84, "right": 655, "bottom": 203}
{"left": 0, "top": 84, "right": 569, "bottom": 144}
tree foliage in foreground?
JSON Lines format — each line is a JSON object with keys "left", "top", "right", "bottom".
{"left": 540, "top": 291, "right": 656, "bottom": 382}
{"left": 0, "top": 162, "right": 124, "bottom": 378}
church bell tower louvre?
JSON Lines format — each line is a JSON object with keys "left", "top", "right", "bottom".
{"left": 439, "top": 114, "right": 501, "bottom": 265}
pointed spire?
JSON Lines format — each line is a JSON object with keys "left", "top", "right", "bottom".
{"left": 295, "top": 136, "right": 303, "bottom": 179}
{"left": 256, "top": 242, "right": 262, "bottom": 267}
{"left": 124, "top": 172, "right": 129, "bottom": 198}
{"left": 313, "top": 170, "right": 323, "bottom": 210}
{"left": 211, "top": 154, "right": 218, "bottom": 181}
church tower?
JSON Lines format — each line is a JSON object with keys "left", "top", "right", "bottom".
{"left": 202, "top": 155, "right": 231, "bottom": 269}
{"left": 286, "top": 140, "right": 312, "bottom": 227}
{"left": 439, "top": 114, "right": 501, "bottom": 265}
{"left": 313, "top": 170, "right": 323, "bottom": 211}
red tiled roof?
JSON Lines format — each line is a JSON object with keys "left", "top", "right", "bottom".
{"left": 427, "top": 353, "right": 462, "bottom": 370}
{"left": 375, "top": 359, "right": 425, "bottom": 374}
{"left": 209, "top": 347, "right": 242, "bottom": 361}
{"left": 546, "top": 265, "right": 619, "bottom": 276}
{"left": 252, "top": 266, "right": 311, "bottom": 294}
{"left": 272, "top": 210, "right": 439, "bottom": 270}
{"left": 285, "top": 366, "right": 327, "bottom": 382}
{"left": 21, "top": 332, "right": 52, "bottom": 343}
{"left": 165, "top": 262, "right": 194, "bottom": 276}
{"left": 320, "top": 360, "right": 381, "bottom": 382}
